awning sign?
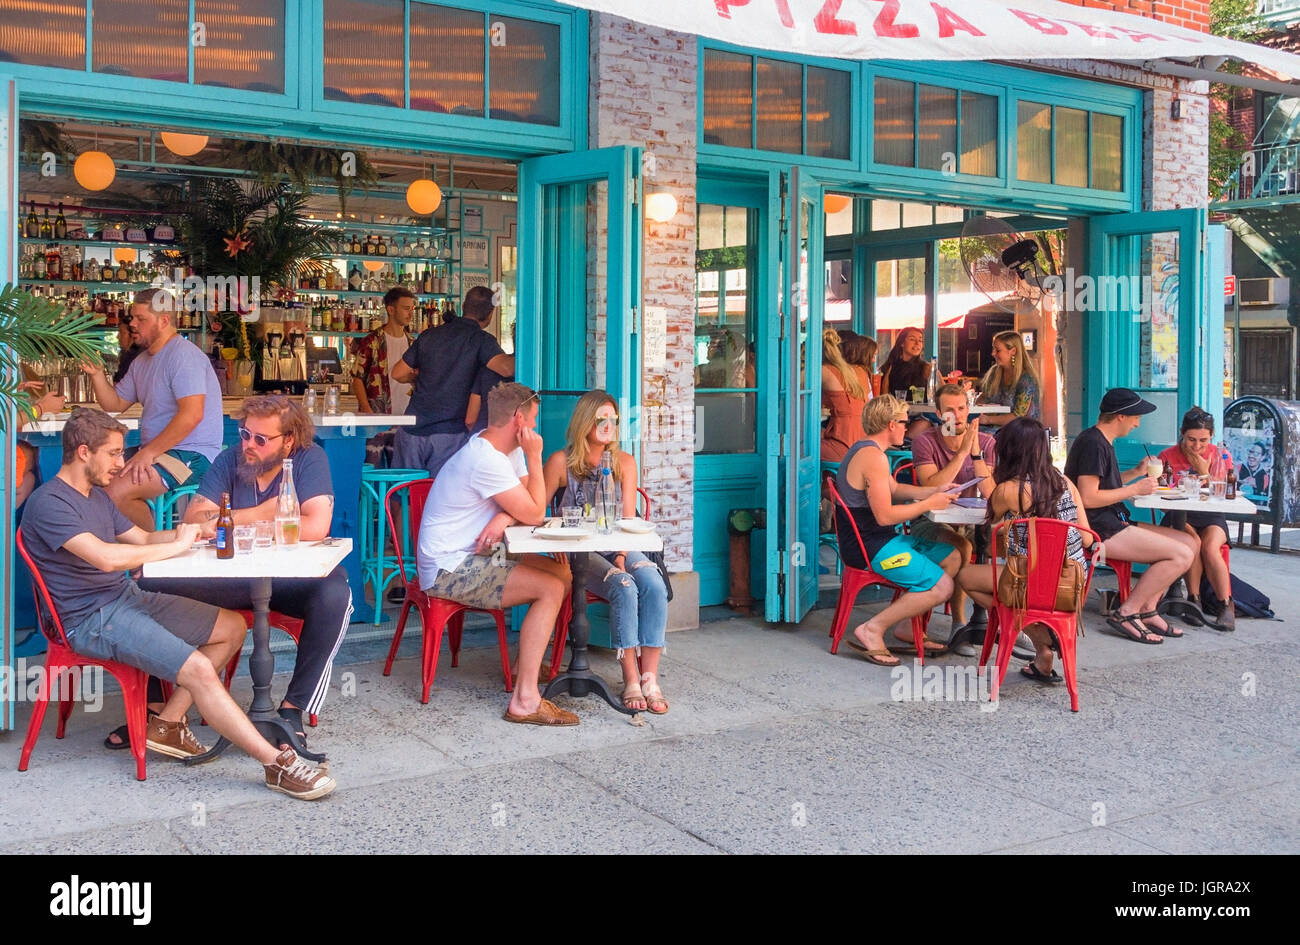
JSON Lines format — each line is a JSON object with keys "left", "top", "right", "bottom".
{"left": 558, "top": 0, "right": 1300, "bottom": 80}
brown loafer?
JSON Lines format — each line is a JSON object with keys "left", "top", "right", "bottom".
{"left": 502, "top": 698, "right": 579, "bottom": 726}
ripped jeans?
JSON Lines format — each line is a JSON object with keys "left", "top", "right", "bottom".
{"left": 586, "top": 550, "right": 668, "bottom": 655}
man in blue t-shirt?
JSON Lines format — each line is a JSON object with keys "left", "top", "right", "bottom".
{"left": 82, "top": 288, "right": 223, "bottom": 530}
{"left": 138, "top": 395, "right": 353, "bottom": 748}
{"left": 391, "top": 285, "right": 515, "bottom": 477}
{"left": 22, "top": 408, "right": 334, "bottom": 798}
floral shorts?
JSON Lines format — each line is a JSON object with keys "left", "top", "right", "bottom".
{"left": 426, "top": 552, "right": 519, "bottom": 610}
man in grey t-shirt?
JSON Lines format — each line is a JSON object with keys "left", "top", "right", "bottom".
{"left": 83, "top": 287, "right": 224, "bottom": 530}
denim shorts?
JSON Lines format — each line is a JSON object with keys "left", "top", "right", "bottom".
{"left": 64, "top": 583, "right": 222, "bottom": 682}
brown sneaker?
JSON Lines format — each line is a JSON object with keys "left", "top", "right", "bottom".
{"left": 263, "top": 748, "right": 337, "bottom": 800}
{"left": 145, "top": 715, "right": 208, "bottom": 759}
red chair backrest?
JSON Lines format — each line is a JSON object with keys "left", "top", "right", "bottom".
{"left": 991, "top": 517, "right": 1100, "bottom": 613}
{"left": 892, "top": 461, "right": 915, "bottom": 485}
{"left": 384, "top": 477, "right": 433, "bottom": 583}
{"left": 825, "top": 474, "right": 874, "bottom": 573}
{"left": 14, "top": 528, "right": 72, "bottom": 648}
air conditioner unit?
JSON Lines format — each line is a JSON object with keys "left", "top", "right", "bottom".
{"left": 1239, "top": 277, "right": 1290, "bottom": 306}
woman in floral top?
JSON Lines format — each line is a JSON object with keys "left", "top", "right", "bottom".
{"left": 978, "top": 330, "right": 1041, "bottom": 427}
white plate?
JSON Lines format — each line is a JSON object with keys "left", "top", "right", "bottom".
{"left": 534, "top": 527, "right": 593, "bottom": 540}
{"left": 617, "top": 518, "right": 655, "bottom": 534}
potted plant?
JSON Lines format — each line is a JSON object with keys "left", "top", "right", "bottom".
{"left": 1, "top": 285, "right": 106, "bottom": 431}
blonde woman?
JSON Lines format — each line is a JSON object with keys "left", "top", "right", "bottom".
{"left": 821, "top": 329, "right": 871, "bottom": 461}
{"left": 544, "top": 390, "right": 669, "bottom": 713}
{"left": 979, "top": 330, "right": 1041, "bottom": 427}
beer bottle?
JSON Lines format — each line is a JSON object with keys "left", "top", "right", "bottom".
{"left": 216, "top": 492, "right": 235, "bottom": 559}
{"left": 1225, "top": 466, "right": 1237, "bottom": 501}
{"left": 1159, "top": 459, "right": 1172, "bottom": 488}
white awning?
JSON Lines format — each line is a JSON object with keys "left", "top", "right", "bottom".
{"left": 559, "top": 0, "right": 1300, "bottom": 86}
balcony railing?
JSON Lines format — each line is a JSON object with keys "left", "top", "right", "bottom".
{"left": 1221, "top": 141, "right": 1300, "bottom": 202}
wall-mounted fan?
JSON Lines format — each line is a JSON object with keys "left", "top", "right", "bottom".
{"left": 959, "top": 215, "right": 1048, "bottom": 314}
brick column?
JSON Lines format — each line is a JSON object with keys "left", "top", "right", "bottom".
{"left": 589, "top": 13, "right": 698, "bottom": 583}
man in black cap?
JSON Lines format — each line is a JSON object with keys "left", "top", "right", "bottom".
{"left": 1064, "top": 388, "right": 1198, "bottom": 644}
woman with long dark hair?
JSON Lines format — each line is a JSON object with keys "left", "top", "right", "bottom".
{"left": 956, "top": 417, "right": 1094, "bottom": 683}
{"left": 879, "top": 327, "right": 929, "bottom": 398}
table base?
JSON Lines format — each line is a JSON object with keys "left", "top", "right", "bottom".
{"left": 545, "top": 550, "right": 636, "bottom": 717}
{"left": 543, "top": 671, "right": 634, "bottom": 716}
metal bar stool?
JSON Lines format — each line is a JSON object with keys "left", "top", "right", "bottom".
{"left": 359, "top": 466, "right": 430, "bottom": 624}
{"left": 148, "top": 482, "right": 201, "bottom": 531}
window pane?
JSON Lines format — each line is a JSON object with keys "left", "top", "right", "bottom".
{"left": 1017, "top": 101, "right": 1052, "bottom": 183}
{"left": 807, "top": 66, "right": 850, "bottom": 159}
{"left": 874, "top": 77, "right": 914, "bottom": 167}
{"left": 698, "top": 205, "right": 724, "bottom": 251}
{"left": 756, "top": 57, "right": 801, "bottom": 154}
{"left": 935, "top": 204, "right": 965, "bottom": 224}
{"left": 195, "top": 0, "right": 285, "bottom": 93}
{"left": 1056, "top": 106, "right": 1088, "bottom": 188}
{"left": 918, "top": 84, "right": 956, "bottom": 172}
{"left": 489, "top": 14, "right": 559, "bottom": 125}
{"left": 1140, "top": 231, "right": 1180, "bottom": 389}
{"left": 1092, "top": 112, "right": 1124, "bottom": 191}
{"left": 871, "top": 199, "right": 901, "bottom": 231}
{"left": 702, "top": 48, "right": 752, "bottom": 148}
{"left": 901, "top": 201, "right": 931, "bottom": 228}
{"left": 696, "top": 204, "right": 757, "bottom": 454}
{"left": 93, "top": 0, "right": 187, "bottom": 82}
{"left": 410, "top": 3, "right": 483, "bottom": 116}
{"left": 0, "top": 1, "right": 86, "bottom": 70}
{"left": 960, "top": 91, "right": 998, "bottom": 177}
{"left": 826, "top": 258, "right": 852, "bottom": 323}
{"left": 322, "top": 0, "right": 404, "bottom": 108}
{"left": 824, "top": 195, "right": 853, "bottom": 236}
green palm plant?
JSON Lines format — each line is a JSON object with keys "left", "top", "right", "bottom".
{"left": 0, "top": 285, "right": 106, "bottom": 432}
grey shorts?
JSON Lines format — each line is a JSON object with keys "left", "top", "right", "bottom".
{"left": 425, "top": 553, "right": 519, "bottom": 611}
{"left": 393, "top": 429, "right": 468, "bottom": 479}
{"left": 64, "top": 583, "right": 223, "bottom": 683}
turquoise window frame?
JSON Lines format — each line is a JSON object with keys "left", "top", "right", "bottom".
{"left": 698, "top": 48, "right": 1141, "bottom": 216}
{"left": 698, "top": 41, "right": 860, "bottom": 172}
{"left": 6, "top": 0, "right": 585, "bottom": 159}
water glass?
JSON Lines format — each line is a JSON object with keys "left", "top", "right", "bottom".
{"left": 325, "top": 386, "right": 340, "bottom": 416}
{"left": 275, "top": 515, "right": 301, "bottom": 546}
{"left": 253, "top": 520, "right": 275, "bottom": 549}
{"left": 1210, "top": 479, "right": 1227, "bottom": 500}
{"left": 1180, "top": 472, "right": 1199, "bottom": 498}
{"left": 893, "top": 390, "right": 907, "bottom": 402}
{"left": 562, "top": 506, "right": 582, "bottom": 529}
{"left": 234, "top": 525, "right": 256, "bottom": 555}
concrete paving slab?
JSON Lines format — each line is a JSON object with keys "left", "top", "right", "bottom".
{"left": 1107, "top": 780, "right": 1299, "bottom": 855}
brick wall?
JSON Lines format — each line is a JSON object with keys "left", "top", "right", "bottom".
{"left": 1052, "top": 0, "right": 1210, "bottom": 33}
{"left": 589, "top": 13, "right": 698, "bottom": 571}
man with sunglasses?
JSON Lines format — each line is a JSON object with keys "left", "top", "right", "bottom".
{"left": 82, "top": 288, "right": 223, "bottom": 530}
{"left": 136, "top": 396, "right": 353, "bottom": 750}
{"left": 417, "top": 383, "right": 576, "bottom": 725}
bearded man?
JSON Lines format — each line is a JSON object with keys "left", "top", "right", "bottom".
{"left": 137, "top": 395, "right": 352, "bottom": 750}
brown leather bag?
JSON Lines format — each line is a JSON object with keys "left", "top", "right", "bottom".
{"left": 996, "top": 518, "right": 1087, "bottom": 629}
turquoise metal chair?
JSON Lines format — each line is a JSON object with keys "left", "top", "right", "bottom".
{"left": 359, "top": 466, "right": 430, "bottom": 624}
{"left": 149, "top": 482, "right": 201, "bottom": 531}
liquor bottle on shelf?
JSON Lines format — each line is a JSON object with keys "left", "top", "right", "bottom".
{"left": 45, "top": 244, "right": 62, "bottom": 280}
{"left": 54, "top": 203, "right": 67, "bottom": 239}
{"left": 377, "top": 236, "right": 388, "bottom": 257}
{"left": 84, "top": 257, "right": 99, "bottom": 281}
{"left": 25, "top": 202, "right": 39, "bottom": 238}
{"left": 350, "top": 233, "right": 361, "bottom": 255}
{"left": 33, "top": 251, "right": 46, "bottom": 279}
{"left": 114, "top": 259, "right": 129, "bottom": 282}
{"left": 365, "top": 233, "right": 377, "bottom": 255}
{"left": 421, "top": 267, "right": 432, "bottom": 294}
{"left": 348, "top": 264, "right": 362, "bottom": 291}
{"left": 39, "top": 209, "right": 52, "bottom": 239}
{"left": 317, "top": 269, "right": 328, "bottom": 291}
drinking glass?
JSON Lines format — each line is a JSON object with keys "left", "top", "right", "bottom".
{"left": 325, "top": 386, "right": 340, "bottom": 416}
{"left": 253, "top": 520, "right": 275, "bottom": 549}
{"left": 1146, "top": 459, "right": 1163, "bottom": 480}
{"left": 893, "top": 390, "right": 906, "bottom": 402}
{"left": 234, "top": 525, "right": 255, "bottom": 555}
{"left": 275, "top": 515, "right": 301, "bottom": 546}
{"left": 562, "top": 506, "right": 582, "bottom": 529}
{"left": 1210, "top": 479, "right": 1227, "bottom": 500}
{"left": 1180, "top": 472, "right": 1199, "bottom": 498}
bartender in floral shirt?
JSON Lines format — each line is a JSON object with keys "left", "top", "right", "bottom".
{"left": 349, "top": 287, "right": 416, "bottom": 464}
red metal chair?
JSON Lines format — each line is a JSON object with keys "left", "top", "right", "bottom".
{"left": 15, "top": 529, "right": 150, "bottom": 781}
{"left": 979, "top": 518, "right": 1100, "bottom": 712}
{"left": 381, "top": 478, "right": 513, "bottom": 703}
{"left": 549, "top": 487, "right": 652, "bottom": 679}
{"left": 221, "top": 612, "right": 316, "bottom": 727}
{"left": 824, "top": 476, "right": 933, "bottom": 664}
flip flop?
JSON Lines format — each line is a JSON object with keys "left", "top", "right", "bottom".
{"left": 1105, "top": 612, "right": 1163, "bottom": 645}
{"left": 502, "top": 698, "right": 579, "bottom": 726}
{"left": 105, "top": 710, "right": 158, "bottom": 750}
{"left": 846, "top": 640, "right": 901, "bottom": 666}
{"left": 1020, "top": 662, "right": 1063, "bottom": 685}
{"left": 881, "top": 637, "right": 948, "bottom": 656}
{"left": 1137, "top": 611, "right": 1183, "bottom": 638}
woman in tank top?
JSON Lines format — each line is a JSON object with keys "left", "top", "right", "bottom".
{"left": 543, "top": 389, "right": 670, "bottom": 714}
{"left": 956, "top": 417, "right": 1094, "bottom": 684}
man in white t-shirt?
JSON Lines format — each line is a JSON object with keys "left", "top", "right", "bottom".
{"left": 416, "top": 382, "right": 575, "bottom": 725}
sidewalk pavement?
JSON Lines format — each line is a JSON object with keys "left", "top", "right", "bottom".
{"left": 1, "top": 544, "right": 1295, "bottom": 855}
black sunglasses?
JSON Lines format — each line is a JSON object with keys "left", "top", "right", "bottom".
{"left": 239, "top": 426, "right": 286, "bottom": 447}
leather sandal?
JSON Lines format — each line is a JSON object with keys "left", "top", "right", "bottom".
{"left": 1105, "top": 612, "right": 1163, "bottom": 645}
{"left": 640, "top": 673, "right": 668, "bottom": 715}
{"left": 1136, "top": 611, "right": 1182, "bottom": 637}
{"left": 622, "top": 681, "right": 647, "bottom": 712}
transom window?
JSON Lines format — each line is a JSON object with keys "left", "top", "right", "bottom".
{"left": 873, "top": 76, "right": 998, "bottom": 177}
{"left": 702, "top": 48, "right": 851, "bottom": 160}
{"left": 1017, "top": 102, "right": 1124, "bottom": 191}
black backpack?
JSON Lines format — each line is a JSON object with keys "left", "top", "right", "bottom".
{"left": 1201, "top": 574, "right": 1276, "bottom": 619}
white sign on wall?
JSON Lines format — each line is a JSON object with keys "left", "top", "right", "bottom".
{"left": 462, "top": 237, "right": 489, "bottom": 269}
{"left": 644, "top": 305, "right": 667, "bottom": 373}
